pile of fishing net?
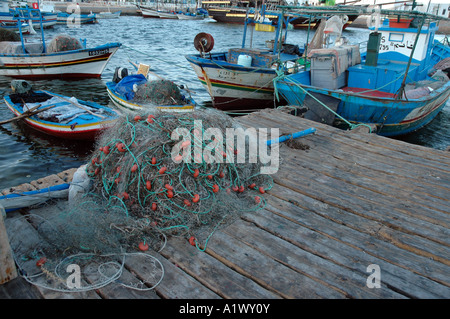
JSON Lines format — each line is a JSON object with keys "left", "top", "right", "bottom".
{"left": 0, "top": 28, "right": 20, "bottom": 42}
{"left": 47, "top": 34, "right": 83, "bottom": 53}
{"left": 80, "top": 108, "right": 273, "bottom": 250}
{"left": 133, "top": 80, "right": 186, "bottom": 105}
{"left": 7, "top": 109, "right": 274, "bottom": 293}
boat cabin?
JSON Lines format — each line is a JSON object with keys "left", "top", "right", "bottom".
{"left": 345, "top": 18, "right": 439, "bottom": 95}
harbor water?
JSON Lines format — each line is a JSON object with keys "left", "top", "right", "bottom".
{"left": 0, "top": 16, "right": 448, "bottom": 190}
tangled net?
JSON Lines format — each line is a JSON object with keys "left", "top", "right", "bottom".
{"left": 47, "top": 34, "right": 83, "bottom": 53}
{"left": 133, "top": 80, "right": 185, "bottom": 105}
{"left": 83, "top": 108, "right": 273, "bottom": 249}
{"left": 7, "top": 109, "right": 274, "bottom": 293}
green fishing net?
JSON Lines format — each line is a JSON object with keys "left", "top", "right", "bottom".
{"left": 6, "top": 109, "right": 275, "bottom": 293}
{"left": 47, "top": 34, "right": 83, "bottom": 53}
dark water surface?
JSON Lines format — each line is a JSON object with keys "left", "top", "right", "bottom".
{"left": 0, "top": 16, "right": 448, "bottom": 190}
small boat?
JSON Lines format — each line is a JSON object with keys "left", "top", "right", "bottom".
{"left": 185, "top": 10, "right": 304, "bottom": 112}
{"left": 95, "top": 10, "right": 121, "bottom": 19}
{"left": 0, "top": 8, "right": 121, "bottom": 79}
{"left": 0, "top": 2, "right": 57, "bottom": 29}
{"left": 157, "top": 10, "right": 178, "bottom": 19}
{"left": 106, "top": 63, "right": 196, "bottom": 112}
{"left": 3, "top": 80, "right": 120, "bottom": 140}
{"left": 0, "top": 21, "right": 31, "bottom": 33}
{"left": 274, "top": 6, "right": 450, "bottom": 136}
{"left": 56, "top": 12, "right": 97, "bottom": 25}
{"left": 177, "top": 8, "right": 208, "bottom": 20}
{"left": 141, "top": 8, "right": 160, "bottom": 18}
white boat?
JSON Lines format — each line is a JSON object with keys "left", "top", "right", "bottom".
{"left": 57, "top": 12, "right": 97, "bottom": 25}
{"left": 157, "top": 10, "right": 177, "bottom": 19}
{"left": 0, "top": 31, "right": 121, "bottom": 79}
{"left": 96, "top": 10, "right": 121, "bottom": 19}
{"left": 141, "top": 8, "right": 160, "bottom": 18}
{"left": 177, "top": 12, "right": 205, "bottom": 20}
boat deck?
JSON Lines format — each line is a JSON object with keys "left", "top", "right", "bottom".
{"left": 1, "top": 109, "right": 449, "bottom": 299}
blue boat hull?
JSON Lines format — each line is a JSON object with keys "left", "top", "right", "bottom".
{"left": 275, "top": 76, "right": 450, "bottom": 136}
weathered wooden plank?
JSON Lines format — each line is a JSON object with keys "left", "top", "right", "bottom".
{"left": 256, "top": 189, "right": 450, "bottom": 297}
{"left": 273, "top": 163, "right": 450, "bottom": 262}
{"left": 83, "top": 259, "right": 161, "bottom": 299}
{"left": 241, "top": 112, "right": 450, "bottom": 183}
{"left": 252, "top": 109, "right": 450, "bottom": 167}
{"left": 4, "top": 212, "right": 101, "bottom": 299}
{"left": 204, "top": 230, "right": 346, "bottom": 298}
{"left": 160, "top": 237, "right": 281, "bottom": 299}
{"left": 125, "top": 249, "right": 221, "bottom": 299}
{"left": 0, "top": 276, "right": 43, "bottom": 299}
{"left": 222, "top": 218, "right": 405, "bottom": 298}
{"left": 1, "top": 183, "right": 37, "bottom": 196}
{"left": 276, "top": 144, "right": 450, "bottom": 218}
{"left": 30, "top": 174, "right": 66, "bottom": 190}
{"left": 57, "top": 168, "right": 78, "bottom": 183}
{"left": 0, "top": 210, "right": 17, "bottom": 285}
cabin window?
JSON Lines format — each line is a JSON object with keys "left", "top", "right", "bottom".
{"left": 389, "top": 33, "right": 404, "bottom": 42}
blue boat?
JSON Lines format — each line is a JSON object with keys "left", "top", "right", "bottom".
{"left": 4, "top": 81, "right": 120, "bottom": 140}
{"left": 274, "top": 6, "right": 450, "bottom": 136}
{"left": 105, "top": 63, "right": 196, "bottom": 113}
{"left": 56, "top": 12, "right": 97, "bottom": 25}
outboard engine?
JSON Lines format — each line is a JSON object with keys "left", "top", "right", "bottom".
{"left": 113, "top": 67, "right": 129, "bottom": 83}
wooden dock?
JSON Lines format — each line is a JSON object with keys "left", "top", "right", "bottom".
{"left": 1, "top": 109, "right": 449, "bottom": 299}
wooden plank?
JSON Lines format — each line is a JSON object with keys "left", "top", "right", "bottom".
{"left": 255, "top": 188, "right": 450, "bottom": 297}
{"left": 222, "top": 218, "right": 405, "bottom": 298}
{"left": 160, "top": 237, "right": 281, "bottom": 299}
{"left": 1, "top": 183, "right": 37, "bottom": 196}
{"left": 82, "top": 259, "right": 161, "bottom": 299}
{"left": 254, "top": 109, "right": 450, "bottom": 166}
{"left": 0, "top": 210, "right": 17, "bottom": 285}
{"left": 204, "top": 230, "right": 346, "bottom": 298}
{"left": 125, "top": 248, "right": 222, "bottom": 299}
{"left": 57, "top": 168, "right": 78, "bottom": 183}
{"left": 0, "top": 276, "right": 43, "bottom": 299}
{"left": 30, "top": 174, "right": 66, "bottom": 190}
{"left": 4, "top": 212, "right": 101, "bottom": 299}
{"left": 240, "top": 111, "right": 450, "bottom": 185}
{"left": 272, "top": 162, "right": 450, "bottom": 263}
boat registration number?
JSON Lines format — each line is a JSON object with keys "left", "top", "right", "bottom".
{"left": 89, "top": 48, "right": 110, "bottom": 56}
{"left": 218, "top": 70, "right": 237, "bottom": 80}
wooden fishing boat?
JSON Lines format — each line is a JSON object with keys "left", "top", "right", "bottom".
{"left": 105, "top": 64, "right": 195, "bottom": 113}
{"left": 3, "top": 82, "right": 120, "bottom": 140}
{"left": 141, "top": 8, "right": 160, "bottom": 18}
{"left": 0, "top": 7, "right": 121, "bottom": 79}
{"left": 95, "top": 10, "right": 121, "bottom": 19}
{"left": 185, "top": 11, "right": 304, "bottom": 112}
{"left": 274, "top": 6, "right": 450, "bottom": 137}
{"left": 56, "top": 12, "right": 97, "bottom": 25}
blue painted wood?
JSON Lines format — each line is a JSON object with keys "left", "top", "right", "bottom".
{"left": 274, "top": 17, "right": 450, "bottom": 136}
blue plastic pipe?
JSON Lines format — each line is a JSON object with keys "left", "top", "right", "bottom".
{"left": 267, "top": 127, "right": 316, "bottom": 146}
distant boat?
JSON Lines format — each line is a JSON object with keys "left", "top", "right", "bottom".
{"left": 177, "top": 8, "right": 208, "bottom": 20}
{"left": 4, "top": 81, "right": 120, "bottom": 140}
{"left": 0, "top": 9, "right": 57, "bottom": 29}
{"left": 96, "top": 10, "right": 121, "bottom": 19}
{"left": 57, "top": 12, "right": 97, "bottom": 25}
{"left": 141, "top": 8, "right": 160, "bottom": 18}
{"left": 0, "top": 7, "right": 121, "bottom": 79}
{"left": 0, "top": 34, "right": 121, "bottom": 79}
